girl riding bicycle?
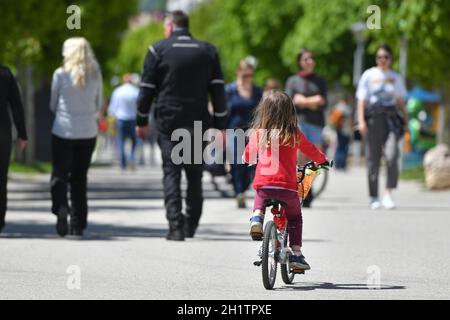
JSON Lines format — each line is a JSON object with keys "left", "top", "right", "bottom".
{"left": 243, "top": 91, "right": 327, "bottom": 270}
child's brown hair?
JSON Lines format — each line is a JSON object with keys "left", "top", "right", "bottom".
{"left": 251, "top": 90, "right": 298, "bottom": 148}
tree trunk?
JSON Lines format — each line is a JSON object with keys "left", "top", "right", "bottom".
{"left": 24, "top": 64, "right": 36, "bottom": 164}
{"left": 17, "top": 62, "right": 36, "bottom": 164}
{"left": 439, "top": 86, "right": 450, "bottom": 146}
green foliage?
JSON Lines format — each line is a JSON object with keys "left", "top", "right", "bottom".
{"left": 401, "top": 165, "right": 425, "bottom": 182}
{"left": 9, "top": 162, "right": 52, "bottom": 175}
{"left": 189, "top": 0, "right": 450, "bottom": 90}
{"left": 281, "top": 0, "right": 370, "bottom": 87}
{"left": 1, "top": 0, "right": 449, "bottom": 99}
{"left": 373, "top": 0, "right": 450, "bottom": 88}
{"left": 190, "top": 0, "right": 302, "bottom": 85}
{"left": 110, "top": 22, "right": 164, "bottom": 77}
{"left": 0, "top": 0, "right": 138, "bottom": 79}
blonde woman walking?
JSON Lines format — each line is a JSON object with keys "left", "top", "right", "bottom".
{"left": 50, "top": 38, "right": 103, "bottom": 237}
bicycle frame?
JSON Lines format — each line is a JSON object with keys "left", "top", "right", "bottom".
{"left": 255, "top": 202, "right": 291, "bottom": 265}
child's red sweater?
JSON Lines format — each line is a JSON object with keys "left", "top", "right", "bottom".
{"left": 243, "top": 128, "right": 326, "bottom": 191}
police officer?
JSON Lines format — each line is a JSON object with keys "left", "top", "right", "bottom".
{"left": 136, "top": 11, "right": 227, "bottom": 241}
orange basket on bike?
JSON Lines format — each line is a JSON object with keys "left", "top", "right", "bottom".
{"left": 297, "top": 171, "right": 316, "bottom": 201}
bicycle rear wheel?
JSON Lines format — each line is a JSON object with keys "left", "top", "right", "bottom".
{"left": 281, "top": 229, "right": 295, "bottom": 284}
{"left": 262, "top": 221, "right": 278, "bottom": 290}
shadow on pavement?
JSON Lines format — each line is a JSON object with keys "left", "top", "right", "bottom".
{"left": 8, "top": 190, "right": 233, "bottom": 201}
{"left": 6, "top": 205, "right": 162, "bottom": 213}
{"left": 0, "top": 222, "right": 330, "bottom": 244}
{"left": 0, "top": 223, "right": 252, "bottom": 242}
{"left": 277, "top": 282, "right": 406, "bottom": 291}
{"left": 0, "top": 222, "right": 167, "bottom": 241}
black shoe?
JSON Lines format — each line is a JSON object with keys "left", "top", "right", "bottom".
{"left": 70, "top": 225, "right": 84, "bottom": 237}
{"left": 184, "top": 223, "right": 198, "bottom": 238}
{"left": 69, "top": 215, "right": 84, "bottom": 237}
{"left": 166, "top": 228, "right": 185, "bottom": 241}
{"left": 56, "top": 208, "right": 69, "bottom": 237}
{"left": 0, "top": 221, "right": 4, "bottom": 234}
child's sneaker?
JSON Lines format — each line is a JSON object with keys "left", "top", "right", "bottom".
{"left": 249, "top": 216, "right": 264, "bottom": 241}
{"left": 289, "top": 254, "right": 311, "bottom": 270}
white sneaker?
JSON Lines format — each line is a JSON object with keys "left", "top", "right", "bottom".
{"left": 370, "top": 199, "right": 382, "bottom": 210}
{"left": 382, "top": 194, "right": 396, "bottom": 210}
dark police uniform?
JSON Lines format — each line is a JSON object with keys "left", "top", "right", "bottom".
{"left": 136, "top": 29, "right": 228, "bottom": 236}
{"left": 0, "top": 66, "right": 27, "bottom": 231}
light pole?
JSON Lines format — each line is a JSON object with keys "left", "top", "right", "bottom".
{"left": 399, "top": 20, "right": 408, "bottom": 80}
{"left": 351, "top": 22, "right": 367, "bottom": 166}
{"left": 351, "top": 22, "right": 367, "bottom": 88}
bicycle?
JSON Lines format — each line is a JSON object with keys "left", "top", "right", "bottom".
{"left": 302, "top": 129, "right": 334, "bottom": 200}
{"left": 310, "top": 141, "right": 330, "bottom": 199}
{"left": 253, "top": 160, "right": 333, "bottom": 290}
{"left": 310, "top": 167, "right": 328, "bottom": 199}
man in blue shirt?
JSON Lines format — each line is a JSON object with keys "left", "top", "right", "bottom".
{"left": 109, "top": 74, "right": 140, "bottom": 171}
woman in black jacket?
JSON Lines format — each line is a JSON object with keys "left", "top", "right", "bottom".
{"left": 0, "top": 65, "right": 28, "bottom": 233}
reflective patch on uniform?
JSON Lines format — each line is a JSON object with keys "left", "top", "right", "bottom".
{"left": 137, "top": 111, "right": 150, "bottom": 117}
{"left": 177, "top": 36, "right": 192, "bottom": 41}
{"left": 149, "top": 45, "right": 158, "bottom": 57}
{"left": 140, "top": 82, "right": 156, "bottom": 89}
{"left": 210, "top": 79, "right": 225, "bottom": 85}
{"left": 172, "top": 43, "right": 200, "bottom": 48}
{"left": 214, "top": 110, "right": 228, "bottom": 117}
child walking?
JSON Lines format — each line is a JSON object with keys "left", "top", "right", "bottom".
{"left": 243, "top": 91, "right": 327, "bottom": 270}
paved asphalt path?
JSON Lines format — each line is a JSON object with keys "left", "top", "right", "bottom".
{"left": 1, "top": 162, "right": 450, "bottom": 300}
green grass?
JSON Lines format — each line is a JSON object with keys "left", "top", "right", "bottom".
{"left": 9, "top": 162, "right": 52, "bottom": 174}
{"left": 401, "top": 165, "right": 425, "bottom": 182}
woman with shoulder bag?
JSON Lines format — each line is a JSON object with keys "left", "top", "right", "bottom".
{"left": 356, "top": 44, "right": 409, "bottom": 210}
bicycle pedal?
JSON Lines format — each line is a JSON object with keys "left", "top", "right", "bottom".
{"left": 290, "top": 268, "right": 305, "bottom": 274}
{"left": 253, "top": 260, "right": 262, "bottom": 267}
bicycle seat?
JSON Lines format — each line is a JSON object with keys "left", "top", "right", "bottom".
{"left": 264, "top": 199, "right": 287, "bottom": 208}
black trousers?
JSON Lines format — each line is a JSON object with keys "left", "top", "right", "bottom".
{"left": 365, "top": 114, "right": 401, "bottom": 198}
{"left": 158, "top": 133, "right": 204, "bottom": 230}
{"left": 51, "top": 135, "right": 96, "bottom": 230}
{"left": 0, "top": 130, "right": 12, "bottom": 227}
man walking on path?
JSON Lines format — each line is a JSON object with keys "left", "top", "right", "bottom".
{"left": 136, "top": 11, "right": 228, "bottom": 241}
{"left": 0, "top": 65, "right": 28, "bottom": 233}
{"left": 109, "top": 74, "right": 140, "bottom": 171}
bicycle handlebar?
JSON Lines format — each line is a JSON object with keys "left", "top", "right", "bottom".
{"left": 297, "top": 160, "right": 334, "bottom": 176}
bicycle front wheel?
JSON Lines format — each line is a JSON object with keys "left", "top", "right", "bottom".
{"left": 261, "top": 221, "right": 278, "bottom": 290}
{"left": 311, "top": 169, "right": 329, "bottom": 199}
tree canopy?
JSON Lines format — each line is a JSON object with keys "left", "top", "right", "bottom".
{"left": 111, "top": 22, "right": 164, "bottom": 78}
{"left": 187, "top": 0, "right": 450, "bottom": 90}
{"left": 0, "top": 0, "right": 138, "bottom": 78}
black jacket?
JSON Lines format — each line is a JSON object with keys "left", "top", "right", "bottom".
{"left": 0, "top": 65, "right": 27, "bottom": 140}
{"left": 136, "top": 29, "right": 228, "bottom": 135}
